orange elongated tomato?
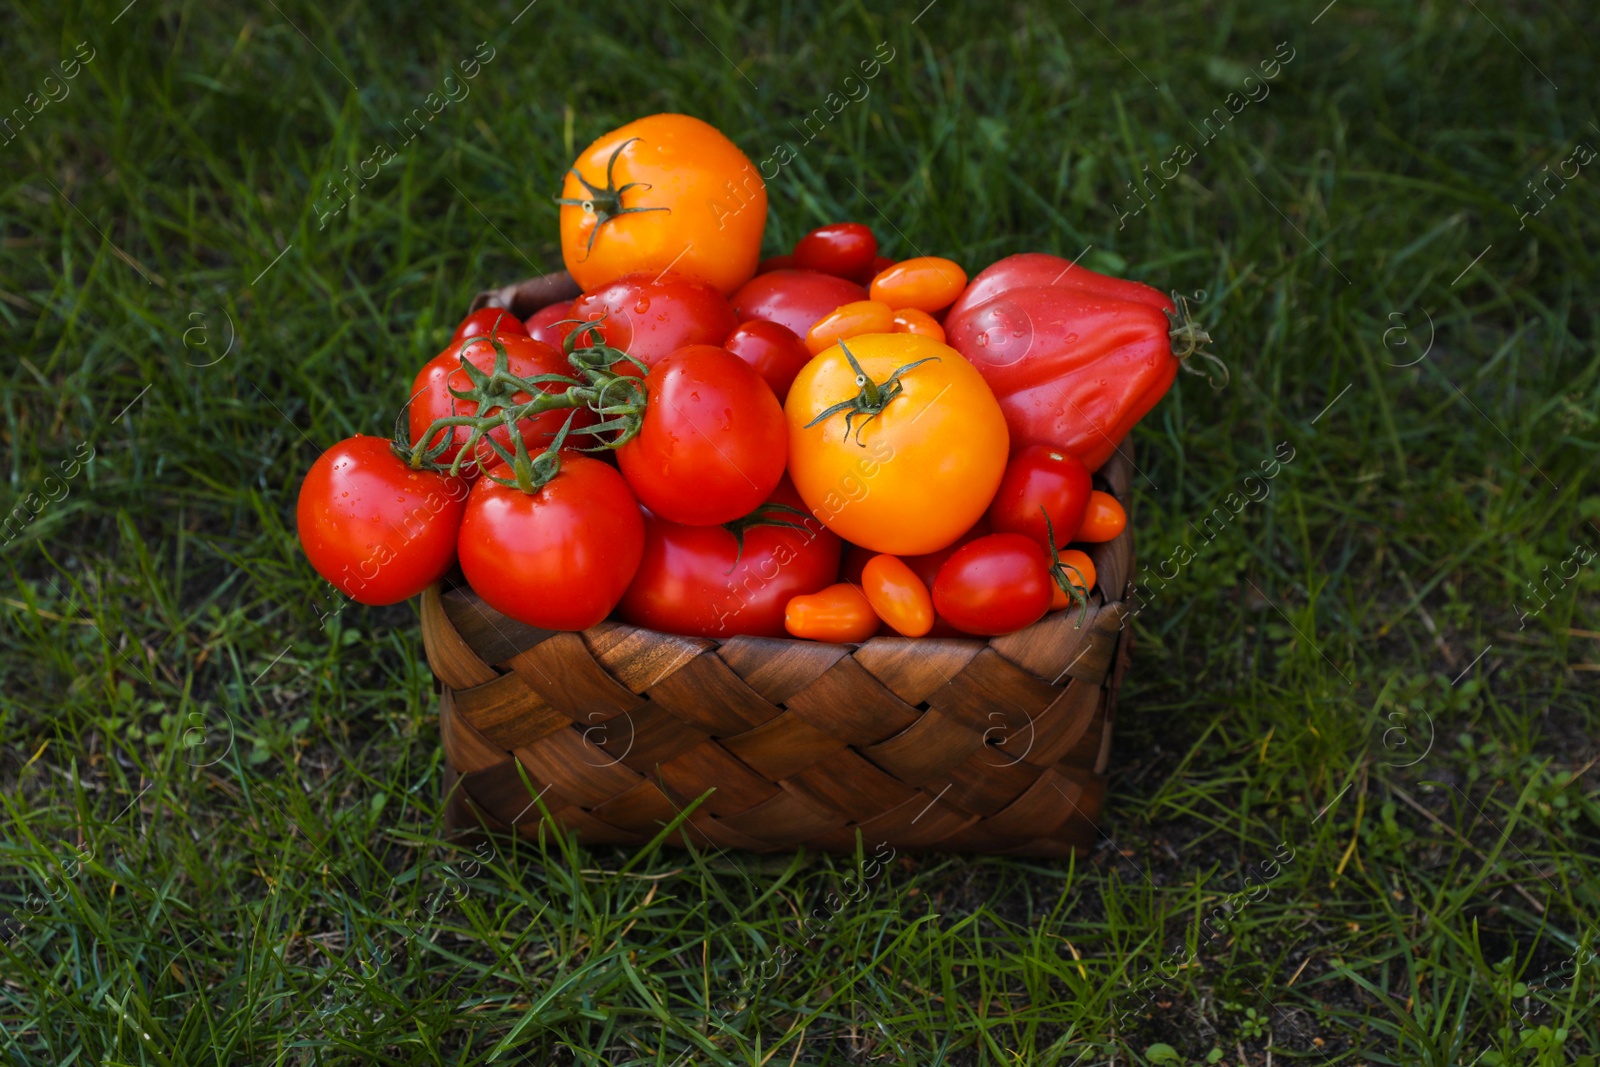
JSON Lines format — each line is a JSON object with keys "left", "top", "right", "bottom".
{"left": 805, "top": 300, "right": 896, "bottom": 355}
{"left": 891, "top": 307, "right": 945, "bottom": 343}
{"left": 1077, "top": 491, "right": 1127, "bottom": 542}
{"left": 558, "top": 114, "right": 766, "bottom": 295}
{"left": 869, "top": 257, "right": 967, "bottom": 313}
{"left": 785, "top": 333, "right": 1009, "bottom": 556}
{"left": 861, "top": 554, "right": 934, "bottom": 637}
{"left": 785, "top": 583, "right": 880, "bottom": 643}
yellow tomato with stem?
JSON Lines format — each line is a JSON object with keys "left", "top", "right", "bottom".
{"left": 785, "top": 333, "right": 1009, "bottom": 556}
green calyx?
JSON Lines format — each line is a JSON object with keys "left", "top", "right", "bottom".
{"left": 721, "top": 502, "right": 817, "bottom": 571}
{"left": 802, "top": 340, "right": 941, "bottom": 446}
{"left": 1166, "top": 291, "right": 1229, "bottom": 388}
{"left": 552, "top": 137, "right": 670, "bottom": 259}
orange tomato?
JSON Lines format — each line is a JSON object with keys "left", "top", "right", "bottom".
{"left": 785, "top": 583, "right": 880, "bottom": 643}
{"left": 804, "top": 300, "right": 896, "bottom": 355}
{"left": 869, "top": 257, "right": 968, "bottom": 313}
{"left": 861, "top": 554, "right": 934, "bottom": 637}
{"left": 890, "top": 307, "right": 945, "bottom": 343}
{"left": 1077, "top": 491, "right": 1127, "bottom": 542}
{"left": 558, "top": 114, "right": 765, "bottom": 296}
{"left": 1050, "top": 549, "right": 1097, "bottom": 609}
{"left": 785, "top": 333, "right": 1009, "bottom": 556}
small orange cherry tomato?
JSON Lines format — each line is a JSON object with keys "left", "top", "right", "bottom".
{"left": 890, "top": 307, "right": 946, "bottom": 343}
{"left": 1050, "top": 549, "right": 1097, "bottom": 610}
{"left": 861, "top": 554, "right": 934, "bottom": 637}
{"left": 785, "top": 583, "right": 880, "bottom": 643}
{"left": 804, "top": 300, "right": 896, "bottom": 355}
{"left": 1076, "top": 491, "right": 1127, "bottom": 542}
{"left": 869, "top": 257, "right": 968, "bottom": 313}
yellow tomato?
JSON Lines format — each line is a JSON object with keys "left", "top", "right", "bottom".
{"left": 785, "top": 333, "right": 1009, "bottom": 556}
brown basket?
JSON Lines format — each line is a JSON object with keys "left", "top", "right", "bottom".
{"left": 429, "top": 273, "right": 1137, "bottom": 857}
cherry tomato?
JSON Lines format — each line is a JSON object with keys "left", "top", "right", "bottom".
{"left": 785, "top": 583, "right": 880, "bottom": 643}
{"left": 987, "top": 446, "right": 1093, "bottom": 549}
{"left": 793, "top": 222, "right": 878, "bottom": 283}
{"left": 296, "top": 436, "right": 467, "bottom": 606}
{"left": 568, "top": 272, "right": 738, "bottom": 369}
{"left": 558, "top": 113, "right": 765, "bottom": 296}
{"left": 839, "top": 542, "right": 876, "bottom": 584}
{"left": 723, "top": 320, "right": 812, "bottom": 403}
{"left": 872, "top": 256, "right": 895, "bottom": 275}
{"left": 903, "top": 518, "right": 991, "bottom": 637}
{"left": 731, "top": 269, "right": 868, "bottom": 339}
{"left": 804, "top": 300, "right": 896, "bottom": 355}
{"left": 617, "top": 344, "right": 787, "bottom": 526}
{"left": 757, "top": 254, "right": 796, "bottom": 274}
{"left": 619, "top": 480, "right": 841, "bottom": 638}
{"left": 408, "top": 335, "right": 590, "bottom": 477}
{"left": 932, "top": 533, "right": 1053, "bottom": 636}
{"left": 891, "top": 307, "right": 945, "bottom": 343}
{"left": 524, "top": 300, "right": 574, "bottom": 349}
{"left": 786, "top": 333, "right": 1009, "bottom": 555}
{"left": 1050, "top": 549, "right": 1097, "bottom": 610}
{"left": 451, "top": 307, "right": 529, "bottom": 344}
{"left": 1077, "top": 491, "right": 1127, "bottom": 542}
{"left": 458, "top": 455, "right": 644, "bottom": 630}
{"left": 869, "top": 256, "right": 968, "bottom": 313}
{"left": 861, "top": 554, "right": 933, "bottom": 637}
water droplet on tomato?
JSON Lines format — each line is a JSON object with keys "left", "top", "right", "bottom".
{"left": 975, "top": 333, "right": 989, "bottom": 347}
{"left": 633, "top": 298, "right": 651, "bottom": 314}
{"left": 1066, "top": 333, "right": 1079, "bottom": 344}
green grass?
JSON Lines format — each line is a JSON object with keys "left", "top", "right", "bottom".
{"left": 2, "top": 0, "right": 1598, "bottom": 1063}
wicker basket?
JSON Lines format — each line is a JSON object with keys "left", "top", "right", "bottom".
{"left": 428, "top": 272, "right": 1136, "bottom": 857}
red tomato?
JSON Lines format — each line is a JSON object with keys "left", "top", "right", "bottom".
{"left": 617, "top": 344, "right": 787, "bottom": 526}
{"left": 524, "top": 300, "right": 574, "bottom": 349}
{"left": 723, "top": 320, "right": 813, "bottom": 403}
{"left": 451, "top": 307, "right": 529, "bottom": 344}
{"left": 932, "top": 533, "right": 1053, "bottom": 636}
{"left": 987, "top": 446, "right": 1093, "bottom": 549}
{"left": 793, "top": 222, "right": 878, "bottom": 283}
{"left": 1078, "top": 491, "right": 1127, "bottom": 542}
{"left": 861, "top": 554, "right": 933, "bottom": 637}
{"left": 296, "top": 436, "right": 467, "bottom": 606}
{"left": 408, "top": 335, "right": 589, "bottom": 477}
{"left": 785, "top": 583, "right": 879, "bottom": 643}
{"left": 804, "top": 300, "right": 896, "bottom": 355}
{"left": 457, "top": 455, "right": 644, "bottom": 630}
{"left": 568, "top": 272, "right": 738, "bottom": 368}
{"left": 869, "top": 257, "right": 968, "bottom": 313}
{"left": 757, "top": 254, "right": 796, "bottom": 274}
{"left": 619, "top": 481, "right": 841, "bottom": 638}
{"left": 731, "top": 269, "right": 868, "bottom": 339}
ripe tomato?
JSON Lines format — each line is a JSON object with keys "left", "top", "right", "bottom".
{"left": 932, "top": 533, "right": 1053, "bottom": 636}
{"left": 861, "top": 554, "right": 933, "bottom": 637}
{"left": 618, "top": 481, "right": 841, "bottom": 638}
{"left": 731, "top": 269, "right": 867, "bottom": 339}
{"left": 451, "top": 307, "right": 529, "bottom": 344}
{"left": 1077, "top": 491, "right": 1127, "bottom": 542}
{"left": 804, "top": 300, "right": 895, "bottom": 355}
{"left": 793, "top": 222, "right": 878, "bottom": 283}
{"left": 296, "top": 436, "right": 467, "bottom": 606}
{"left": 567, "top": 273, "right": 738, "bottom": 368}
{"left": 558, "top": 113, "right": 765, "bottom": 295}
{"left": 891, "top": 307, "right": 945, "bottom": 343}
{"left": 408, "top": 335, "right": 590, "bottom": 477}
{"left": 785, "top": 583, "right": 880, "bottom": 643}
{"left": 1050, "top": 549, "right": 1097, "bottom": 610}
{"left": 524, "top": 300, "right": 574, "bottom": 349}
{"left": 869, "top": 257, "right": 968, "bottom": 313}
{"left": 458, "top": 455, "right": 644, "bottom": 630}
{"left": 987, "top": 446, "right": 1093, "bottom": 549}
{"left": 757, "top": 254, "right": 796, "bottom": 274}
{"left": 617, "top": 344, "right": 787, "bottom": 526}
{"left": 903, "top": 517, "right": 990, "bottom": 589}
{"left": 723, "top": 320, "right": 812, "bottom": 403}
{"left": 785, "top": 333, "right": 1009, "bottom": 555}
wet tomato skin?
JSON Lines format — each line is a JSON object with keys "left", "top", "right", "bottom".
{"left": 731, "top": 269, "right": 868, "bottom": 339}
{"left": 451, "top": 307, "right": 529, "bottom": 344}
{"left": 568, "top": 272, "right": 738, "bottom": 369}
{"left": 723, "top": 320, "right": 813, "bottom": 403}
{"left": 524, "top": 300, "right": 575, "bottom": 350}
{"left": 932, "top": 532, "right": 1054, "bottom": 636}
{"left": 793, "top": 222, "right": 878, "bottom": 283}
{"left": 987, "top": 446, "right": 1094, "bottom": 549}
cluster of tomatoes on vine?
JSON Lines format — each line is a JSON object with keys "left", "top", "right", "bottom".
{"left": 298, "top": 112, "right": 1216, "bottom": 643}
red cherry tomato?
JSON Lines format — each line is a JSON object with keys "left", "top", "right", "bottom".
{"left": 861, "top": 554, "right": 933, "bottom": 637}
{"left": 785, "top": 583, "right": 880, "bottom": 643}
{"left": 524, "top": 300, "right": 574, "bottom": 349}
{"left": 731, "top": 269, "right": 868, "bottom": 339}
{"left": 757, "top": 254, "right": 796, "bottom": 275}
{"left": 1077, "top": 491, "right": 1127, "bottom": 542}
{"left": 457, "top": 455, "right": 644, "bottom": 631}
{"left": 296, "top": 436, "right": 467, "bottom": 606}
{"left": 450, "top": 307, "right": 529, "bottom": 344}
{"left": 869, "top": 257, "right": 968, "bottom": 313}
{"left": 408, "top": 335, "right": 590, "bottom": 478}
{"left": 932, "top": 533, "right": 1053, "bottom": 636}
{"left": 891, "top": 307, "right": 945, "bottom": 343}
{"left": 987, "top": 446, "right": 1094, "bottom": 549}
{"left": 872, "top": 256, "right": 895, "bottom": 275}
{"left": 568, "top": 272, "right": 738, "bottom": 368}
{"left": 1050, "top": 549, "right": 1097, "bottom": 610}
{"left": 617, "top": 344, "right": 787, "bottom": 526}
{"left": 619, "top": 480, "right": 841, "bottom": 638}
{"left": 792, "top": 222, "right": 878, "bottom": 283}
{"left": 723, "top": 320, "right": 813, "bottom": 403}
{"left": 804, "top": 300, "right": 897, "bottom": 355}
